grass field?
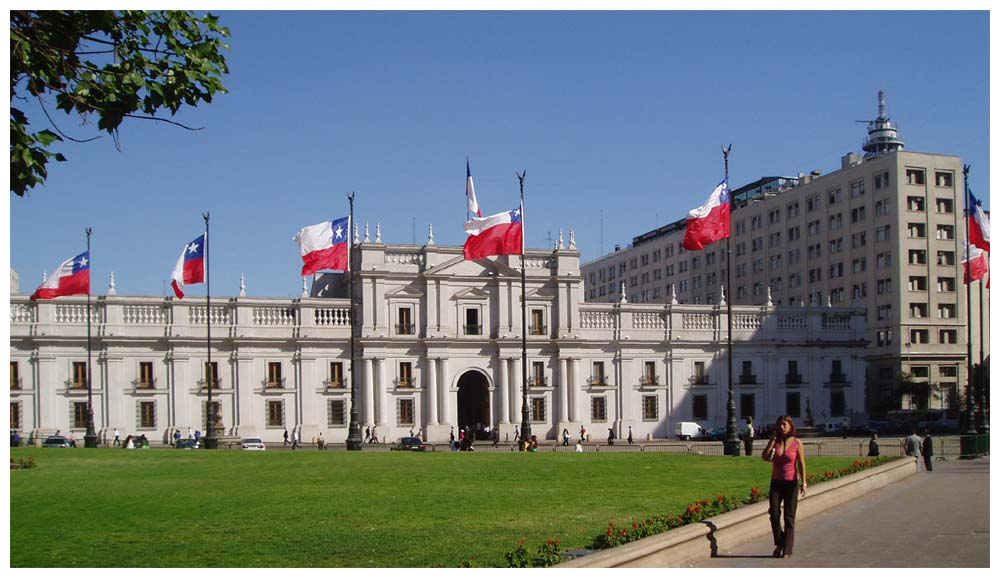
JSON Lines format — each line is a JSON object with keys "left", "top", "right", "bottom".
{"left": 10, "top": 448, "right": 860, "bottom": 567}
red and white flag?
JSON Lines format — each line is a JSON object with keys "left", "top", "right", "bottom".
{"left": 30, "top": 251, "right": 90, "bottom": 300}
{"left": 967, "top": 189, "right": 990, "bottom": 252}
{"left": 682, "top": 180, "right": 731, "bottom": 251}
{"left": 294, "top": 217, "right": 350, "bottom": 276}
{"left": 463, "top": 206, "right": 523, "bottom": 260}
{"left": 171, "top": 234, "right": 206, "bottom": 299}
{"left": 963, "top": 245, "right": 989, "bottom": 284}
{"left": 466, "top": 159, "right": 482, "bottom": 217}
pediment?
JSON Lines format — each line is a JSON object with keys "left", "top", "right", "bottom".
{"left": 425, "top": 254, "right": 520, "bottom": 278}
{"left": 450, "top": 287, "right": 491, "bottom": 301}
{"left": 523, "top": 286, "right": 558, "bottom": 301}
{"left": 384, "top": 285, "right": 425, "bottom": 298}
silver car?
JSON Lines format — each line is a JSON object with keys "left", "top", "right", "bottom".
{"left": 240, "top": 437, "right": 266, "bottom": 451}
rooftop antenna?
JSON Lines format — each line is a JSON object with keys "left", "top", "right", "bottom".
{"left": 600, "top": 208, "right": 604, "bottom": 255}
{"left": 856, "top": 90, "right": 905, "bottom": 159}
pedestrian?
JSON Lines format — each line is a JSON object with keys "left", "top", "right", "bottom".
{"left": 514, "top": 425, "right": 520, "bottom": 441}
{"left": 194, "top": 430, "right": 201, "bottom": 443}
{"left": 867, "top": 433, "right": 880, "bottom": 457}
{"left": 11, "top": 430, "right": 22, "bottom": 447}
{"left": 365, "top": 426, "right": 371, "bottom": 443}
{"left": 371, "top": 426, "right": 378, "bottom": 444}
{"left": 317, "top": 432, "right": 325, "bottom": 451}
{"left": 627, "top": 426, "right": 634, "bottom": 445}
{"left": 921, "top": 430, "right": 934, "bottom": 472}
{"left": 575, "top": 440, "right": 583, "bottom": 453}
{"left": 113, "top": 428, "right": 122, "bottom": 447}
{"left": 562, "top": 428, "right": 570, "bottom": 446}
{"left": 579, "top": 425, "right": 586, "bottom": 443}
{"left": 173, "top": 429, "right": 181, "bottom": 446}
{"left": 607, "top": 427, "right": 615, "bottom": 445}
{"left": 292, "top": 429, "right": 300, "bottom": 450}
{"left": 904, "top": 429, "right": 922, "bottom": 461}
{"left": 187, "top": 427, "right": 193, "bottom": 440}
{"left": 492, "top": 427, "right": 499, "bottom": 447}
{"left": 69, "top": 434, "right": 77, "bottom": 447}
{"left": 449, "top": 428, "right": 455, "bottom": 445}
{"left": 283, "top": 429, "right": 289, "bottom": 446}
{"left": 762, "top": 415, "right": 807, "bottom": 559}
{"left": 744, "top": 417, "right": 755, "bottom": 456}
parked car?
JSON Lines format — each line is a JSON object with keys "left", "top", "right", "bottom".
{"left": 675, "top": 422, "right": 704, "bottom": 441}
{"left": 42, "top": 435, "right": 71, "bottom": 448}
{"left": 390, "top": 436, "right": 427, "bottom": 451}
{"left": 175, "top": 439, "right": 199, "bottom": 449}
{"left": 702, "top": 427, "right": 727, "bottom": 441}
{"left": 240, "top": 438, "right": 266, "bottom": 451}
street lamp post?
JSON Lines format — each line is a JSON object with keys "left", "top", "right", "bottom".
{"left": 346, "top": 192, "right": 363, "bottom": 451}
{"left": 83, "top": 227, "right": 98, "bottom": 448}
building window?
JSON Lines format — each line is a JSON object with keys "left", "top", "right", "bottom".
{"left": 852, "top": 257, "right": 867, "bottom": 273}
{"left": 939, "top": 366, "right": 959, "bottom": 378}
{"left": 73, "top": 402, "right": 88, "bottom": 429}
{"left": 693, "top": 361, "right": 707, "bottom": 384}
{"left": 328, "top": 362, "right": 344, "bottom": 388}
{"left": 877, "top": 278, "right": 893, "bottom": 294}
{"left": 397, "top": 307, "right": 414, "bottom": 335}
{"left": 910, "top": 303, "right": 928, "bottom": 318}
{"left": 786, "top": 360, "right": 802, "bottom": 383}
{"left": 877, "top": 304, "right": 893, "bottom": 320}
{"left": 828, "top": 187, "right": 842, "bottom": 205}
{"left": 939, "top": 330, "right": 958, "bottom": 344}
{"left": 203, "top": 361, "right": 219, "bottom": 389}
{"left": 874, "top": 171, "right": 890, "bottom": 189}
{"left": 530, "top": 309, "right": 545, "bottom": 335}
{"left": 464, "top": 308, "right": 481, "bottom": 335}
{"left": 936, "top": 225, "right": 955, "bottom": 240}
{"left": 266, "top": 362, "right": 283, "bottom": 388}
{"left": 908, "top": 249, "right": 927, "bottom": 265}
{"left": 828, "top": 213, "right": 843, "bottom": 231}
{"left": 328, "top": 399, "right": 346, "bottom": 427}
{"left": 786, "top": 202, "right": 800, "bottom": 218}
{"left": 266, "top": 400, "right": 283, "bottom": 427}
{"left": 785, "top": 392, "right": 801, "bottom": 418}
{"left": 849, "top": 180, "right": 865, "bottom": 198}
{"left": 693, "top": 395, "right": 708, "bottom": 421}
{"left": 908, "top": 276, "right": 928, "bottom": 291}
{"left": 907, "top": 222, "right": 926, "bottom": 238}
{"left": 936, "top": 198, "right": 954, "bottom": 213}
{"left": 876, "top": 225, "right": 892, "bottom": 242}
{"left": 938, "top": 251, "right": 956, "bottom": 266}
{"left": 852, "top": 283, "right": 867, "bottom": 299}
{"left": 938, "top": 277, "right": 956, "bottom": 292}
{"left": 642, "top": 395, "right": 658, "bottom": 421}
{"left": 787, "top": 226, "right": 800, "bottom": 241}
{"left": 740, "top": 393, "right": 755, "bottom": 419}
{"left": 875, "top": 198, "right": 891, "bottom": 216}
{"left": 740, "top": 361, "right": 755, "bottom": 384}
{"left": 877, "top": 330, "right": 894, "bottom": 347}
{"left": 642, "top": 361, "right": 658, "bottom": 386}
{"left": 139, "top": 401, "right": 156, "bottom": 429}
{"left": 851, "top": 207, "right": 866, "bottom": 223}
{"left": 938, "top": 304, "right": 956, "bottom": 319}
{"left": 591, "top": 397, "right": 607, "bottom": 422}
{"left": 590, "top": 362, "right": 606, "bottom": 386}
{"left": 397, "top": 362, "right": 413, "bottom": 388}
{"left": 531, "top": 397, "right": 546, "bottom": 422}
{"left": 10, "top": 361, "right": 20, "bottom": 390}
{"left": 71, "top": 361, "right": 87, "bottom": 389}
{"left": 830, "top": 390, "right": 846, "bottom": 417}
{"left": 11, "top": 401, "right": 21, "bottom": 430}
{"left": 137, "top": 361, "right": 154, "bottom": 389}
{"left": 530, "top": 361, "right": 546, "bottom": 387}
{"left": 935, "top": 171, "right": 954, "bottom": 187}
{"left": 398, "top": 398, "right": 415, "bottom": 426}
{"left": 910, "top": 329, "right": 930, "bottom": 344}
{"left": 906, "top": 168, "right": 926, "bottom": 185}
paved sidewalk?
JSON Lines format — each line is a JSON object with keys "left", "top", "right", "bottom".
{"left": 689, "top": 456, "right": 989, "bottom": 568}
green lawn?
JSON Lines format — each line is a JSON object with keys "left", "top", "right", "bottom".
{"left": 10, "top": 448, "right": 859, "bottom": 567}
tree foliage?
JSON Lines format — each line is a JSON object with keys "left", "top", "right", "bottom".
{"left": 10, "top": 10, "right": 230, "bottom": 196}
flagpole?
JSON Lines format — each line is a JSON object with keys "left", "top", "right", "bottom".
{"left": 517, "top": 170, "right": 531, "bottom": 446}
{"left": 960, "top": 165, "right": 977, "bottom": 457}
{"left": 466, "top": 158, "right": 470, "bottom": 223}
{"left": 84, "top": 227, "right": 98, "bottom": 448}
{"left": 977, "top": 279, "right": 987, "bottom": 433}
{"left": 203, "top": 212, "right": 218, "bottom": 449}
{"left": 346, "top": 192, "right": 363, "bottom": 451}
{"left": 721, "top": 145, "right": 740, "bottom": 457}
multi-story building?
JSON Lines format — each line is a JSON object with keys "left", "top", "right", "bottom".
{"left": 582, "top": 92, "right": 990, "bottom": 416}
{"left": 10, "top": 241, "right": 867, "bottom": 443}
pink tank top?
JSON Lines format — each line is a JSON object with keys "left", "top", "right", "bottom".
{"left": 771, "top": 438, "right": 799, "bottom": 481}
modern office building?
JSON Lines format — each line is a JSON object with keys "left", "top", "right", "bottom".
{"left": 582, "top": 92, "right": 990, "bottom": 416}
{"left": 10, "top": 240, "right": 867, "bottom": 443}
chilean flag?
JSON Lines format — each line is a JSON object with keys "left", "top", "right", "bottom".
{"left": 171, "top": 234, "right": 206, "bottom": 299}
{"left": 30, "top": 251, "right": 90, "bottom": 300}
{"left": 682, "top": 180, "right": 731, "bottom": 251}
{"left": 967, "top": 189, "right": 990, "bottom": 252}
{"left": 463, "top": 206, "right": 523, "bottom": 260}
{"left": 295, "top": 216, "right": 350, "bottom": 276}
{"left": 467, "top": 159, "right": 482, "bottom": 217}
{"left": 963, "top": 245, "right": 989, "bottom": 284}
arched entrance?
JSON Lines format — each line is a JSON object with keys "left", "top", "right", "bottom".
{"left": 457, "top": 370, "right": 490, "bottom": 440}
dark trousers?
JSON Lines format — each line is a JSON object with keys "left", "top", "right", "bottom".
{"left": 923, "top": 455, "right": 933, "bottom": 471}
{"left": 744, "top": 437, "right": 753, "bottom": 456}
{"left": 768, "top": 479, "right": 799, "bottom": 555}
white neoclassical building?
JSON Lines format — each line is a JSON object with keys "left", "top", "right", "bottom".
{"left": 10, "top": 241, "right": 868, "bottom": 444}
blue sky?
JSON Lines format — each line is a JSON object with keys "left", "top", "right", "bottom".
{"left": 9, "top": 10, "right": 990, "bottom": 299}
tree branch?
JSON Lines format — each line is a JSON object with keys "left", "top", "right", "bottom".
{"left": 123, "top": 114, "right": 204, "bottom": 131}
{"left": 37, "top": 96, "right": 102, "bottom": 143}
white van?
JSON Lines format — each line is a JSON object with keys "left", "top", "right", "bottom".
{"left": 675, "top": 422, "right": 704, "bottom": 441}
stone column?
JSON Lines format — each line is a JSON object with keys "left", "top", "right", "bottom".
{"left": 511, "top": 357, "right": 522, "bottom": 422}
{"left": 440, "top": 358, "right": 452, "bottom": 426}
{"left": 427, "top": 358, "right": 439, "bottom": 425}
{"left": 364, "top": 357, "right": 374, "bottom": 426}
{"left": 569, "top": 358, "right": 581, "bottom": 422}
{"left": 498, "top": 357, "right": 510, "bottom": 424}
{"left": 375, "top": 357, "right": 387, "bottom": 427}
{"left": 559, "top": 357, "right": 569, "bottom": 423}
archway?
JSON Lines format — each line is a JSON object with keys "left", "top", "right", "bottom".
{"left": 457, "top": 370, "right": 490, "bottom": 440}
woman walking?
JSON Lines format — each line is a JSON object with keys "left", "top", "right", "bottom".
{"left": 762, "top": 415, "right": 807, "bottom": 558}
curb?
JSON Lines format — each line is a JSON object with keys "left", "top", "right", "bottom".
{"left": 557, "top": 457, "right": 918, "bottom": 568}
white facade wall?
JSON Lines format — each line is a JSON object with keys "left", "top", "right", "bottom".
{"left": 10, "top": 243, "right": 867, "bottom": 443}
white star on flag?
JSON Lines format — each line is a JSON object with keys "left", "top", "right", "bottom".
{"left": 334, "top": 226, "right": 344, "bottom": 239}
{"left": 187, "top": 242, "right": 199, "bottom": 254}
{"left": 78, "top": 257, "right": 88, "bottom": 267}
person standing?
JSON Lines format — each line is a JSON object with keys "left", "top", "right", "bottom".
{"left": 562, "top": 428, "right": 570, "bottom": 446}
{"left": 579, "top": 425, "right": 587, "bottom": 443}
{"left": 491, "top": 427, "right": 500, "bottom": 447}
{"left": 283, "top": 429, "right": 289, "bottom": 446}
{"left": 921, "top": 430, "right": 934, "bottom": 472}
{"left": 364, "top": 426, "right": 371, "bottom": 444}
{"left": 762, "top": 415, "right": 807, "bottom": 559}
{"left": 904, "top": 429, "right": 923, "bottom": 462}
{"left": 867, "top": 433, "right": 880, "bottom": 457}
{"left": 743, "top": 417, "right": 755, "bottom": 456}
{"left": 292, "top": 429, "right": 300, "bottom": 450}
{"left": 627, "top": 426, "right": 634, "bottom": 445}
{"left": 317, "top": 432, "right": 325, "bottom": 451}
{"left": 113, "top": 428, "right": 122, "bottom": 447}
{"left": 607, "top": 427, "right": 615, "bottom": 445}
{"left": 513, "top": 425, "right": 520, "bottom": 441}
